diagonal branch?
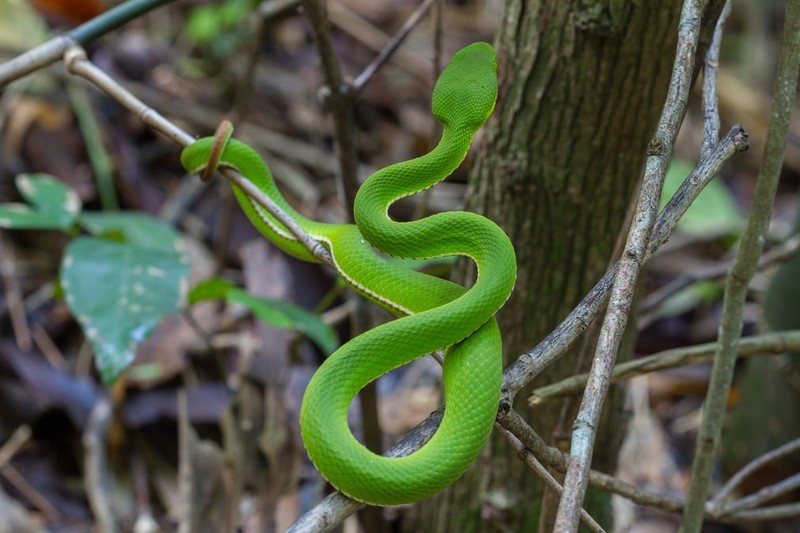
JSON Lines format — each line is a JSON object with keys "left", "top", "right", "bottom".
{"left": 0, "top": 0, "right": 176, "bottom": 87}
{"left": 554, "top": 1, "right": 705, "bottom": 529}
{"left": 529, "top": 330, "right": 800, "bottom": 404}
{"left": 502, "top": 125, "right": 747, "bottom": 403}
{"left": 63, "top": 46, "right": 334, "bottom": 267}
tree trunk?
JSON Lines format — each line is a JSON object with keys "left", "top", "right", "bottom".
{"left": 413, "top": 2, "right": 683, "bottom": 531}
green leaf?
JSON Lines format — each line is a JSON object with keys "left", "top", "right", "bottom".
{"left": 649, "top": 280, "right": 722, "bottom": 321}
{"left": 79, "top": 212, "right": 185, "bottom": 255}
{"left": 230, "top": 290, "right": 338, "bottom": 354}
{"left": 187, "top": 277, "right": 239, "bottom": 305}
{"left": 189, "top": 277, "right": 339, "bottom": 355}
{"left": 61, "top": 228, "right": 190, "bottom": 384}
{"left": 185, "top": 5, "right": 219, "bottom": 44}
{"left": 0, "top": 174, "right": 81, "bottom": 229}
{"left": 660, "top": 159, "right": 744, "bottom": 237}
{"left": 185, "top": 0, "right": 253, "bottom": 45}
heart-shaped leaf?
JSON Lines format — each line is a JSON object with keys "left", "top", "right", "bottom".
{"left": 60, "top": 221, "right": 190, "bottom": 384}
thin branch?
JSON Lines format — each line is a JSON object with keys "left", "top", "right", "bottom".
{"left": 302, "top": 0, "right": 359, "bottom": 214}
{"left": 0, "top": 0, "right": 175, "bottom": 87}
{"left": 700, "top": 0, "right": 731, "bottom": 159}
{"left": 501, "top": 409, "right": 687, "bottom": 514}
{"left": 680, "top": 2, "right": 800, "bottom": 529}
{"left": 722, "top": 472, "right": 800, "bottom": 514}
{"left": 497, "top": 425, "right": 605, "bottom": 533}
{"left": 695, "top": 0, "right": 729, "bottom": 80}
{"left": 62, "top": 46, "right": 333, "bottom": 266}
{"left": 722, "top": 502, "right": 800, "bottom": 522}
{"left": 529, "top": 330, "right": 800, "bottom": 404}
{"left": 84, "top": 398, "right": 116, "bottom": 533}
{"left": 507, "top": 409, "right": 800, "bottom": 525}
{"left": 713, "top": 437, "right": 800, "bottom": 508}
{"left": 63, "top": 47, "right": 193, "bottom": 145}
{"left": 502, "top": 125, "right": 748, "bottom": 402}
{"left": 639, "top": 233, "right": 800, "bottom": 320}
{"left": 0, "top": 240, "right": 32, "bottom": 352}
{"left": 1, "top": 463, "right": 60, "bottom": 521}
{"left": 352, "top": 0, "right": 439, "bottom": 92}
{"left": 0, "top": 426, "right": 31, "bottom": 468}
{"left": 554, "top": 2, "right": 705, "bottom": 527}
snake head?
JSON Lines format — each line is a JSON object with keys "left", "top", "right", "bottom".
{"left": 431, "top": 42, "right": 498, "bottom": 131}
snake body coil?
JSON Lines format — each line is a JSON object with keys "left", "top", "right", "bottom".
{"left": 181, "top": 42, "right": 516, "bottom": 505}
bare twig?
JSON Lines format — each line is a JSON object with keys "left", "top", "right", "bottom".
{"left": 554, "top": 2, "right": 705, "bottom": 528}
{"left": 1, "top": 463, "right": 60, "bottom": 522}
{"left": 352, "top": 0, "right": 439, "bottom": 92}
{"left": 497, "top": 425, "right": 605, "bottom": 533}
{"left": 502, "top": 126, "right": 747, "bottom": 402}
{"left": 63, "top": 47, "right": 192, "bottom": 145}
{"left": 0, "top": 240, "right": 32, "bottom": 352}
{"left": 530, "top": 330, "right": 800, "bottom": 404}
{"left": 723, "top": 502, "right": 800, "bottom": 522}
{"left": 302, "top": 0, "right": 360, "bottom": 213}
{"left": 680, "top": 2, "right": 800, "bottom": 529}
{"left": 501, "top": 409, "right": 687, "bottom": 513}
{"left": 0, "top": 0, "right": 175, "bottom": 87}
{"left": 506, "top": 407, "right": 800, "bottom": 524}
{"left": 84, "top": 398, "right": 116, "bottom": 533}
{"left": 713, "top": 437, "right": 800, "bottom": 509}
{"left": 700, "top": 0, "right": 731, "bottom": 159}
{"left": 0, "top": 426, "right": 31, "bottom": 468}
{"left": 640, "top": 233, "right": 800, "bottom": 320}
{"left": 723, "top": 472, "right": 800, "bottom": 514}
{"left": 62, "top": 46, "right": 333, "bottom": 267}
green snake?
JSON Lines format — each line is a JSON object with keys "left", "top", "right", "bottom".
{"left": 181, "top": 42, "right": 516, "bottom": 505}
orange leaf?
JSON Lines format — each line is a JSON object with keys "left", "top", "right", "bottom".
{"left": 31, "top": 0, "right": 105, "bottom": 25}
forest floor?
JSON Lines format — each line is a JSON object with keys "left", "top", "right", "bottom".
{"left": 0, "top": 0, "right": 799, "bottom": 531}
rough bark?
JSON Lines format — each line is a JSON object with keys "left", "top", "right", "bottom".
{"left": 413, "top": 1, "right": 684, "bottom": 531}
